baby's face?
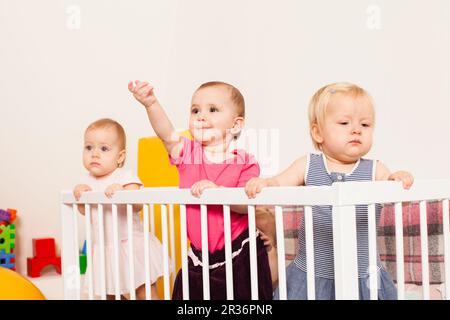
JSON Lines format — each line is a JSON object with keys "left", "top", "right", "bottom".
{"left": 318, "top": 93, "right": 374, "bottom": 163}
{"left": 189, "top": 86, "right": 241, "bottom": 145}
{"left": 83, "top": 127, "right": 124, "bottom": 178}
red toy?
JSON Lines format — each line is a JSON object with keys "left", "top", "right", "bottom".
{"left": 33, "top": 238, "right": 56, "bottom": 258}
{"left": 7, "top": 209, "right": 17, "bottom": 223}
{"left": 27, "top": 238, "right": 61, "bottom": 278}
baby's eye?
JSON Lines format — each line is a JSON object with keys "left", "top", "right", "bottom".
{"left": 362, "top": 123, "right": 371, "bottom": 128}
{"left": 191, "top": 108, "right": 199, "bottom": 114}
{"left": 209, "top": 107, "right": 218, "bottom": 113}
{"left": 85, "top": 145, "right": 92, "bottom": 151}
{"left": 339, "top": 122, "right": 348, "bottom": 125}
{"left": 101, "top": 146, "right": 110, "bottom": 152}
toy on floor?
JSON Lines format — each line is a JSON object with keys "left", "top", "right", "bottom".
{"left": 0, "top": 266, "right": 46, "bottom": 300}
{"left": 0, "top": 224, "right": 16, "bottom": 254}
{"left": 0, "top": 250, "right": 15, "bottom": 270}
{"left": 0, "top": 208, "right": 17, "bottom": 270}
{"left": 79, "top": 240, "right": 87, "bottom": 274}
{"left": 27, "top": 238, "right": 62, "bottom": 277}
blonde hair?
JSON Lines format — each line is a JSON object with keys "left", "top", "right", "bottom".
{"left": 308, "top": 82, "right": 375, "bottom": 150}
{"left": 85, "top": 118, "right": 126, "bottom": 167}
{"left": 196, "top": 81, "right": 245, "bottom": 118}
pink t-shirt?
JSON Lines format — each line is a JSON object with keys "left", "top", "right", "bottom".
{"left": 170, "top": 137, "right": 260, "bottom": 252}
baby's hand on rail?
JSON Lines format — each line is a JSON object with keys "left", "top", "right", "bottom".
{"left": 245, "top": 177, "right": 268, "bottom": 199}
{"left": 128, "top": 80, "right": 157, "bottom": 109}
{"left": 389, "top": 171, "right": 414, "bottom": 190}
{"left": 105, "top": 183, "right": 124, "bottom": 198}
{"left": 73, "top": 184, "right": 92, "bottom": 201}
{"left": 190, "top": 180, "right": 218, "bottom": 198}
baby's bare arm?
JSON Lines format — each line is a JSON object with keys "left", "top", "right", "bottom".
{"left": 272, "top": 155, "right": 307, "bottom": 186}
{"left": 128, "top": 81, "right": 183, "bottom": 159}
{"left": 245, "top": 156, "right": 307, "bottom": 198}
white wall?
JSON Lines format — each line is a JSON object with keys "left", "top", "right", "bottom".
{"left": 1, "top": 0, "right": 449, "bottom": 298}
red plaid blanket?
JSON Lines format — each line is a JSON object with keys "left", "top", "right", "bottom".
{"left": 258, "top": 202, "right": 449, "bottom": 285}
{"left": 378, "top": 201, "right": 448, "bottom": 285}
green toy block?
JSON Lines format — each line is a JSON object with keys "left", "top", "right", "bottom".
{"left": 0, "top": 224, "right": 15, "bottom": 254}
{"left": 79, "top": 254, "right": 87, "bottom": 274}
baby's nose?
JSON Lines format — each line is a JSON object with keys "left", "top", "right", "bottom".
{"left": 352, "top": 125, "right": 362, "bottom": 134}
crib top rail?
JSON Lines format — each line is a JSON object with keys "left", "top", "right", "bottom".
{"left": 61, "top": 179, "right": 450, "bottom": 207}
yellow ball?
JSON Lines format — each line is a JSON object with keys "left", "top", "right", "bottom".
{"left": 0, "top": 267, "right": 46, "bottom": 300}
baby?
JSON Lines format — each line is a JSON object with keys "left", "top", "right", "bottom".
{"left": 129, "top": 81, "right": 274, "bottom": 299}
{"left": 245, "top": 82, "right": 413, "bottom": 299}
{"left": 73, "top": 118, "right": 165, "bottom": 300}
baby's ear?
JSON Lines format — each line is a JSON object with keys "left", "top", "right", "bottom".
{"left": 230, "top": 116, "right": 244, "bottom": 136}
{"left": 310, "top": 124, "right": 324, "bottom": 145}
{"left": 117, "top": 150, "right": 126, "bottom": 167}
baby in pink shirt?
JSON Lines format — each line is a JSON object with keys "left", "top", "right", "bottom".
{"left": 171, "top": 136, "right": 259, "bottom": 252}
{"left": 129, "top": 80, "right": 273, "bottom": 300}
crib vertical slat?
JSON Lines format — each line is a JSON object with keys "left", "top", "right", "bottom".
{"left": 98, "top": 204, "right": 107, "bottom": 300}
{"left": 247, "top": 205, "right": 259, "bottom": 300}
{"left": 126, "top": 204, "right": 136, "bottom": 300}
{"left": 70, "top": 205, "right": 81, "bottom": 301}
{"left": 68, "top": 205, "right": 81, "bottom": 300}
{"left": 222, "top": 205, "right": 234, "bottom": 300}
{"left": 394, "top": 202, "right": 405, "bottom": 300}
{"left": 169, "top": 204, "right": 176, "bottom": 288}
{"left": 161, "top": 204, "right": 171, "bottom": 300}
{"left": 84, "top": 204, "right": 94, "bottom": 300}
{"left": 69, "top": 205, "right": 81, "bottom": 301}
{"left": 367, "top": 203, "right": 378, "bottom": 300}
{"left": 419, "top": 200, "right": 430, "bottom": 300}
{"left": 332, "top": 204, "right": 359, "bottom": 299}
{"left": 61, "top": 202, "right": 80, "bottom": 300}
{"left": 304, "top": 205, "right": 315, "bottom": 300}
{"left": 143, "top": 204, "right": 152, "bottom": 300}
{"left": 275, "top": 206, "right": 287, "bottom": 300}
{"left": 150, "top": 204, "right": 155, "bottom": 235}
{"left": 112, "top": 205, "right": 121, "bottom": 300}
{"left": 180, "top": 204, "right": 189, "bottom": 300}
{"left": 200, "top": 204, "right": 210, "bottom": 300}
{"left": 442, "top": 199, "right": 450, "bottom": 300}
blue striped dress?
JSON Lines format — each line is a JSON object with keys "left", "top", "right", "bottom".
{"left": 274, "top": 153, "right": 397, "bottom": 300}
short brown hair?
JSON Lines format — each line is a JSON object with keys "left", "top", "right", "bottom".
{"left": 85, "top": 118, "right": 126, "bottom": 166}
{"left": 197, "top": 81, "right": 245, "bottom": 118}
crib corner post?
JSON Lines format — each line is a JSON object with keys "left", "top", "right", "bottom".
{"left": 60, "top": 195, "right": 81, "bottom": 300}
{"left": 332, "top": 184, "right": 359, "bottom": 300}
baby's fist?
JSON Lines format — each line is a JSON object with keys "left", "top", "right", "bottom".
{"left": 73, "top": 184, "right": 92, "bottom": 201}
{"left": 128, "top": 80, "right": 157, "bottom": 108}
{"left": 190, "top": 180, "right": 218, "bottom": 198}
{"left": 105, "top": 183, "right": 123, "bottom": 198}
{"left": 245, "top": 177, "right": 268, "bottom": 199}
{"left": 389, "top": 171, "right": 414, "bottom": 190}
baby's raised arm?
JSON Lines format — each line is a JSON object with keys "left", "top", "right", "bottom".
{"left": 245, "top": 156, "right": 307, "bottom": 198}
{"left": 128, "top": 80, "right": 183, "bottom": 159}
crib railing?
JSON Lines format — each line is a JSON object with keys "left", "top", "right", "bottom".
{"left": 60, "top": 179, "right": 450, "bottom": 300}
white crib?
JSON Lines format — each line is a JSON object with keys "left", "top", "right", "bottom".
{"left": 60, "top": 179, "right": 450, "bottom": 300}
